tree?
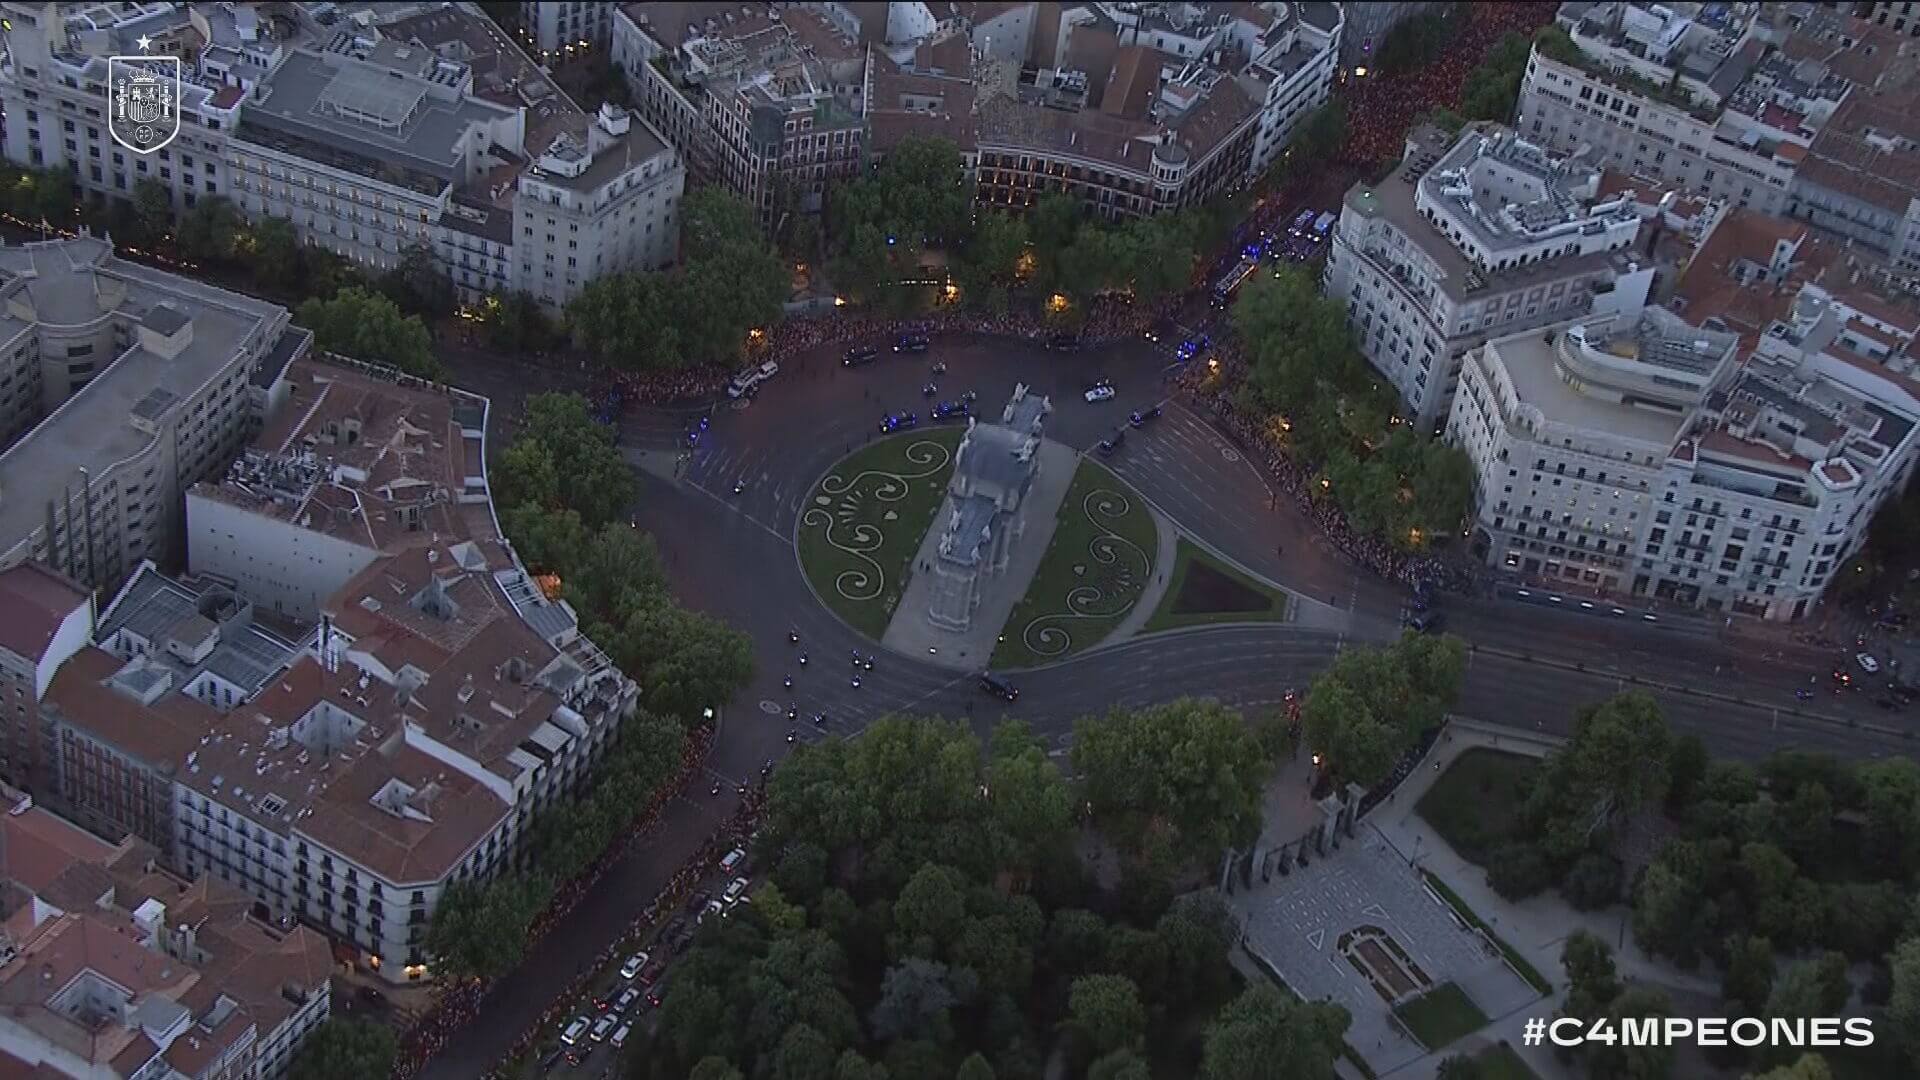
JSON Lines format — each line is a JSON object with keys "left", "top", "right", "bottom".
{"left": 1749, "top": 1055, "right": 1833, "bottom": 1080}
{"left": 689, "top": 1059, "right": 747, "bottom": 1080}
{"left": 1088, "top": 1049, "right": 1151, "bottom": 1080}
{"left": 775, "top": 1024, "right": 839, "bottom": 1080}
{"left": 1560, "top": 931, "right": 1620, "bottom": 1022}
{"left": 892, "top": 866, "right": 970, "bottom": 952}
{"left": 131, "top": 177, "right": 173, "bottom": 246}
{"left": 612, "top": 602, "right": 754, "bottom": 718}
{"left": 1200, "top": 985, "right": 1348, "bottom": 1080}
{"left": 1633, "top": 841, "right": 1715, "bottom": 969}
{"left": 1588, "top": 986, "right": 1674, "bottom": 1080}
{"left": 424, "top": 875, "right": 550, "bottom": 980}
{"left": 239, "top": 215, "right": 301, "bottom": 291}
{"left": 1855, "top": 758, "right": 1920, "bottom": 881}
{"left": 176, "top": 196, "right": 239, "bottom": 264}
{"left": 954, "top": 211, "right": 1028, "bottom": 301}
{"left": 1561, "top": 852, "right": 1623, "bottom": 910}
{"left": 1459, "top": 31, "right": 1541, "bottom": 123}
{"left": 1486, "top": 841, "right": 1556, "bottom": 901}
{"left": 482, "top": 290, "right": 559, "bottom": 355}
{"left": 1890, "top": 937, "right": 1920, "bottom": 1069}
{"left": 1557, "top": 692, "right": 1674, "bottom": 842}
{"left": 1722, "top": 935, "right": 1776, "bottom": 1014}
{"left": 1302, "top": 634, "right": 1464, "bottom": 786}
{"left": 288, "top": 1018, "right": 396, "bottom": 1080}
{"left": 509, "top": 393, "right": 637, "bottom": 529}
{"left": 1766, "top": 952, "right": 1851, "bottom": 1022}
{"left": 1067, "top": 974, "right": 1146, "bottom": 1057}
{"left": 1071, "top": 698, "right": 1274, "bottom": 861}
{"left": 296, "top": 287, "right": 444, "bottom": 379}
{"left": 955, "top": 1053, "right": 996, "bottom": 1080}
{"left": 378, "top": 242, "right": 457, "bottom": 319}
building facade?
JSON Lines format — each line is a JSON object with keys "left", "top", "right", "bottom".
{"left": 518, "top": 0, "right": 615, "bottom": 60}
{"left": 1324, "top": 123, "right": 1649, "bottom": 432}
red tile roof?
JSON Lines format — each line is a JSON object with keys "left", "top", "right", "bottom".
{"left": 0, "top": 563, "right": 88, "bottom": 663}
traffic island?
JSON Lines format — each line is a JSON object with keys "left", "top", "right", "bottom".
{"left": 992, "top": 459, "right": 1160, "bottom": 669}
{"left": 1142, "top": 537, "right": 1292, "bottom": 632}
{"left": 797, "top": 430, "right": 965, "bottom": 638}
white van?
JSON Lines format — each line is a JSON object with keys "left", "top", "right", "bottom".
{"left": 561, "top": 1016, "right": 591, "bottom": 1046}
{"left": 610, "top": 1023, "right": 632, "bottom": 1050}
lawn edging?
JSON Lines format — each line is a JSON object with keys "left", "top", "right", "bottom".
{"left": 1419, "top": 871, "right": 1553, "bottom": 995}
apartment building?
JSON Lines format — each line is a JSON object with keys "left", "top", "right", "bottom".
{"left": 518, "top": 0, "right": 614, "bottom": 59}
{"left": 1323, "top": 123, "right": 1650, "bottom": 432}
{"left": 1516, "top": 2, "right": 1862, "bottom": 218}
{"left": 1449, "top": 208, "right": 1920, "bottom": 619}
{"left": 0, "top": 3, "right": 682, "bottom": 310}
{"left": 0, "top": 562, "right": 92, "bottom": 795}
{"left": 1863, "top": 1, "right": 1920, "bottom": 37}
{"left": 0, "top": 235, "right": 311, "bottom": 595}
{"left": 0, "top": 781, "right": 333, "bottom": 1079}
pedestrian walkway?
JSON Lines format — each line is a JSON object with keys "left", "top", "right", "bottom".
{"left": 1102, "top": 507, "right": 1181, "bottom": 644}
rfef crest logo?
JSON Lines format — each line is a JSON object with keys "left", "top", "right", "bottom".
{"left": 107, "top": 46, "right": 181, "bottom": 156}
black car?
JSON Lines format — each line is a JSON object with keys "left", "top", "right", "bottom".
{"left": 894, "top": 334, "right": 930, "bottom": 352}
{"left": 1405, "top": 612, "right": 1444, "bottom": 633}
{"left": 979, "top": 672, "right": 1020, "bottom": 701}
{"left": 1045, "top": 332, "right": 1083, "bottom": 352}
{"left": 843, "top": 345, "right": 880, "bottom": 367}
{"left": 931, "top": 399, "right": 971, "bottom": 420}
{"left": 1097, "top": 429, "right": 1126, "bottom": 457}
{"left": 879, "top": 412, "right": 919, "bottom": 434}
{"left": 1128, "top": 405, "right": 1162, "bottom": 428}
{"left": 685, "top": 889, "right": 711, "bottom": 915}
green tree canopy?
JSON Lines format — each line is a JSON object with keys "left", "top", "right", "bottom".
{"left": 1071, "top": 698, "right": 1274, "bottom": 862}
{"left": 296, "top": 286, "right": 443, "bottom": 380}
{"left": 1199, "top": 985, "right": 1348, "bottom": 1080}
{"left": 288, "top": 1018, "right": 397, "bottom": 1080}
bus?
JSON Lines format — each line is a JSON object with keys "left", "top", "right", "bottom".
{"left": 1311, "top": 211, "right": 1337, "bottom": 238}
{"left": 1211, "top": 255, "right": 1260, "bottom": 307}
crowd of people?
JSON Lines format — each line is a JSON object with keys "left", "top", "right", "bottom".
{"left": 391, "top": 721, "right": 718, "bottom": 1079}
{"left": 1340, "top": 3, "right": 1558, "bottom": 167}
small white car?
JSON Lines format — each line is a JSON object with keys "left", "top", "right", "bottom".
{"left": 610, "top": 1023, "right": 632, "bottom": 1050}
{"left": 1857, "top": 652, "right": 1881, "bottom": 674}
{"left": 561, "top": 1016, "right": 591, "bottom": 1046}
{"left": 619, "top": 951, "right": 649, "bottom": 981}
{"left": 590, "top": 1014, "right": 618, "bottom": 1042}
{"left": 720, "top": 848, "right": 747, "bottom": 875}
{"left": 1083, "top": 384, "right": 1116, "bottom": 403}
{"left": 757, "top": 359, "right": 779, "bottom": 380}
{"left": 614, "top": 987, "right": 642, "bottom": 1014}
{"left": 722, "top": 876, "right": 751, "bottom": 905}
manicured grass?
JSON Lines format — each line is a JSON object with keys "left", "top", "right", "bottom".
{"left": 1142, "top": 538, "right": 1290, "bottom": 632}
{"left": 1393, "top": 982, "right": 1489, "bottom": 1050}
{"left": 1416, "top": 748, "right": 1540, "bottom": 867}
{"left": 992, "top": 459, "right": 1159, "bottom": 669}
{"left": 1420, "top": 871, "right": 1553, "bottom": 995}
{"left": 797, "top": 430, "right": 964, "bottom": 638}
{"left": 1474, "top": 1043, "right": 1542, "bottom": 1080}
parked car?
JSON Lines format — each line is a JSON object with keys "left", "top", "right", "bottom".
{"left": 720, "top": 848, "right": 747, "bottom": 875}
{"left": 610, "top": 1023, "right": 633, "bottom": 1050}
{"left": 590, "top": 1015, "right": 618, "bottom": 1043}
{"left": 619, "top": 952, "right": 649, "bottom": 981}
{"left": 561, "top": 1017, "right": 591, "bottom": 1046}
{"left": 722, "top": 876, "right": 751, "bottom": 905}
{"left": 638, "top": 959, "right": 666, "bottom": 986}
{"left": 614, "top": 986, "right": 642, "bottom": 1014}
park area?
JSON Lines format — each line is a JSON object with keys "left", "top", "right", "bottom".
{"left": 797, "top": 430, "right": 964, "bottom": 638}
{"left": 1144, "top": 538, "right": 1290, "bottom": 632}
{"left": 993, "top": 460, "right": 1159, "bottom": 669}
{"left": 1415, "top": 748, "right": 1540, "bottom": 866}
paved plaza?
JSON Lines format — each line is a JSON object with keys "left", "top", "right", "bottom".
{"left": 1236, "top": 829, "right": 1542, "bottom": 1074}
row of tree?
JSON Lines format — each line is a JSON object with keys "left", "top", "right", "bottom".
{"left": 1375, "top": 9, "right": 1462, "bottom": 77}
{"left": 624, "top": 713, "right": 1346, "bottom": 1080}
{"left": 1230, "top": 268, "right": 1475, "bottom": 550}
{"left": 424, "top": 392, "right": 754, "bottom": 980}
{"left": 1421, "top": 25, "right": 1580, "bottom": 134}
{"left": 567, "top": 188, "right": 788, "bottom": 371}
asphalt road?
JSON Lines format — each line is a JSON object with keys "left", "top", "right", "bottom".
{"left": 417, "top": 328, "right": 1914, "bottom": 1077}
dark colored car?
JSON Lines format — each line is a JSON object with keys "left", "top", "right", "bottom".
{"left": 638, "top": 959, "right": 667, "bottom": 986}
{"left": 894, "top": 334, "right": 930, "bottom": 352}
{"left": 685, "top": 889, "right": 711, "bottom": 915}
{"left": 979, "top": 673, "right": 1020, "bottom": 701}
{"left": 1046, "top": 332, "right": 1082, "bottom": 352}
{"left": 931, "top": 399, "right": 971, "bottom": 420}
{"left": 879, "top": 412, "right": 919, "bottom": 434}
{"left": 843, "top": 345, "right": 880, "bottom": 367}
{"left": 1097, "top": 429, "right": 1126, "bottom": 457}
{"left": 1127, "top": 405, "right": 1162, "bottom": 428}
{"left": 1406, "top": 612, "right": 1444, "bottom": 633}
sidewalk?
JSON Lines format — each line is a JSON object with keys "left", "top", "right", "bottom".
{"left": 1103, "top": 505, "right": 1181, "bottom": 644}
{"left": 1361, "top": 719, "right": 1723, "bottom": 1079}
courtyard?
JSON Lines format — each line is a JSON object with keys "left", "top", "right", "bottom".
{"left": 1235, "top": 830, "right": 1541, "bottom": 1074}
